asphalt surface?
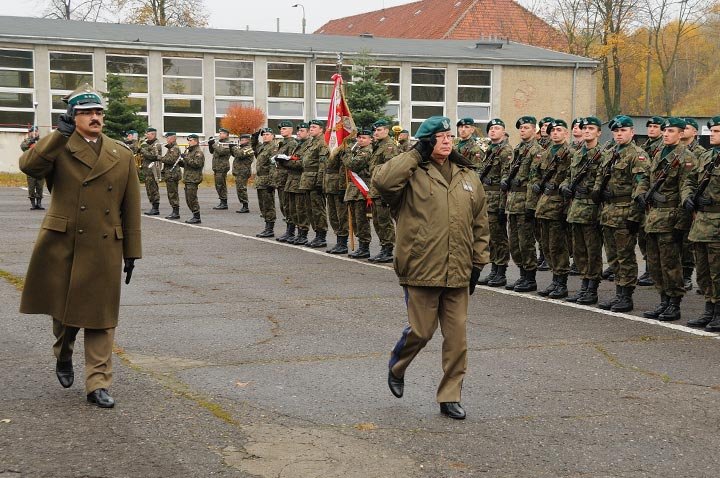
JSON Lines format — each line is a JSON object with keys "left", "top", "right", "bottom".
{"left": 2, "top": 185, "right": 720, "bottom": 478}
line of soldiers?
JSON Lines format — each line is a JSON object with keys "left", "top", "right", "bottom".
{"left": 20, "top": 126, "right": 46, "bottom": 210}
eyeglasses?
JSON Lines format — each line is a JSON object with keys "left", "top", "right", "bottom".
{"left": 75, "top": 109, "right": 104, "bottom": 116}
{"left": 434, "top": 133, "right": 455, "bottom": 141}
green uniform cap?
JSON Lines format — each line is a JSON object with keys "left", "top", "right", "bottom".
{"left": 684, "top": 118, "right": 699, "bottom": 130}
{"left": 296, "top": 122, "right": 309, "bottom": 130}
{"left": 646, "top": 116, "right": 665, "bottom": 127}
{"left": 540, "top": 116, "right": 555, "bottom": 125}
{"left": 309, "top": 119, "right": 325, "bottom": 128}
{"left": 571, "top": 117, "right": 584, "bottom": 128}
{"left": 707, "top": 116, "right": 720, "bottom": 128}
{"left": 546, "top": 118, "right": 568, "bottom": 134}
{"left": 415, "top": 116, "right": 452, "bottom": 139}
{"left": 146, "top": 127, "right": 157, "bottom": 133}
{"left": 358, "top": 127, "right": 374, "bottom": 136}
{"left": 125, "top": 130, "right": 137, "bottom": 136}
{"left": 239, "top": 134, "right": 251, "bottom": 139}
{"left": 371, "top": 119, "right": 390, "bottom": 129}
{"left": 163, "top": 132, "right": 176, "bottom": 137}
{"left": 610, "top": 115, "right": 634, "bottom": 130}
{"left": 400, "top": 129, "right": 409, "bottom": 134}
{"left": 261, "top": 127, "right": 274, "bottom": 134}
{"left": 218, "top": 127, "right": 229, "bottom": 134}
{"left": 486, "top": 118, "right": 505, "bottom": 133}
{"left": 187, "top": 134, "right": 199, "bottom": 140}
{"left": 661, "top": 117, "right": 687, "bottom": 130}
{"left": 277, "top": 120, "right": 294, "bottom": 128}
{"left": 515, "top": 116, "right": 537, "bottom": 129}
{"left": 581, "top": 116, "right": 601, "bottom": 128}
{"left": 456, "top": 117, "right": 475, "bottom": 127}
{"left": 62, "top": 83, "right": 104, "bottom": 110}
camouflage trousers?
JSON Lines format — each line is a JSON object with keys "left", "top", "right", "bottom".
{"left": 372, "top": 199, "right": 395, "bottom": 246}
{"left": 234, "top": 167, "right": 251, "bottom": 204}
{"left": 638, "top": 228, "right": 647, "bottom": 259}
{"left": 276, "top": 187, "right": 289, "bottom": 222}
{"left": 288, "top": 192, "right": 308, "bottom": 230}
{"left": 571, "top": 223, "right": 603, "bottom": 281}
{"left": 603, "top": 226, "right": 638, "bottom": 287}
{"left": 300, "top": 191, "right": 327, "bottom": 233}
{"left": 257, "top": 187, "right": 276, "bottom": 222}
{"left": 602, "top": 227, "right": 619, "bottom": 273}
{"left": 166, "top": 179, "right": 180, "bottom": 208}
{"left": 488, "top": 215, "right": 509, "bottom": 266}
{"left": 646, "top": 232, "right": 685, "bottom": 297}
{"left": 539, "top": 219, "right": 570, "bottom": 275}
{"left": 682, "top": 231, "right": 695, "bottom": 270}
{"left": 508, "top": 214, "right": 537, "bottom": 271}
{"left": 184, "top": 183, "right": 200, "bottom": 214}
{"left": 26, "top": 175, "right": 44, "bottom": 199}
{"left": 144, "top": 172, "right": 160, "bottom": 205}
{"left": 214, "top": 171, "right": 228, "bottom": 201}
{"left": 534, "top": 215, "right": 543, "bottom": 259}
{"left": 327, "top": 194, "right": 349, "bottom": 237}
{"left": 694, "top": 242, "right": 720, "bottom": 302}
{"left": 349, "top": 200, "right": 372, "bottom": 244}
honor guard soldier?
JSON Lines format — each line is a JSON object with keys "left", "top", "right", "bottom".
{"left": 181, "top": 134, "right": 205, "bottom": 224}
{"left": 397, "top": 129, "right": 412, "bottom": 153}
{"left": 274, "top": 120, "right": 299, "bottom": 235}
{"left": 254, "top": 128, "right": 279, "bottom": 238}
{"left": 538, "top": 117, "right": 554, "bottom": 149}
{"left": 20, "top": 126, "right": 46, "bottom": 210}
{"left": 368, "top": 119, "right": 399, "bottom": 262}
{"left": 19, "top": 84, "right": 142, "bottom": 408}
{"left": 559, "top": 117, "right": 605, "bottom": 304}
{"left": 680, "top": 117, "right": 706, "bottom": 290}
{"left": 324, "top": 133, "right": 353, "bottom": 254}
{"left": 298, "top": 120, "right": 329, "bottom": 248}
{"left": 160, "top": 132, "right": 181, "bottom": 220}
{"left": 231, "top": 134, "right": 254, "bottom": 214}
{"left": 139, "top": 127, "right": 163, "bottom": 215}
{"left": 682, "top": 116, "right": 720, "bottom": 330}
{"left": 639, "top": 117, "right": 696, "bottom": 321}
{"left": 502, "top": 116, "right": 544, "bottom": 292}
{"left": 123, "top": 129, "right": 139, "bottom": 154}
{"left": 454, "top": 117, "right": 486, "bottom": 167}
{"left": 476, "top": 118, "right": 513, "bottom": 287}
{"left": 209, "top": 127, "right": 232, "bottom": 210}
{"left": 374, "top": 116, "right": 490, "bottom": 420}
{"left": 570, "top": 117, "right": 585, "bottom": 151}
{"left": 592, "top": 115, "right": 649, "bottom": 312}
{"left": 343, "top": 127, "right": 375, "bottom": 258}
{"left": 276, "top": 123, "right": 312, "bottom": 245}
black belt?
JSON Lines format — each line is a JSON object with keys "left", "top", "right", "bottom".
{"left": 606, "top": 195, "right": 632, "bottom": 204}
{"left": 650, "top": 200, "right": 679, "bottom": 209}
{"left": 483, "top": 185, "right": 501, "bottom": 192}
{"left": 697, "top": 205, "right": 720, "bottom": 213}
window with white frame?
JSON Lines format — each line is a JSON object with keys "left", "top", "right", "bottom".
{"left": 267, "top": 62, "right": 304, "bottom": 132}
{"left": 162, "top": 57, "right": 203, "bottom": 134}
{"left": 314, "top": 63, "right": 351, "bottom": 120}
{"left": 106, "top": 55, "right": 148, "bottom": 118}
{"left": 410, "top": 68, "right": 445, "bottom": 135}
{"left": 215, "top": 59, "right": 254, "bottom": 131}
{"left": 376, "top": 66, "right": 400, "bottom": 123}
{"left": 457, "top": 69, "right": 492, "bottom": 128}
{"left": 0, "top": 49, "right": 34, "bottom": 130}
{"left": 50, "top": 51, "right": 93, "bottom": 126}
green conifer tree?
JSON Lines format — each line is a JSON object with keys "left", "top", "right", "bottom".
{"left": 103, "top": 74, "right": 147, "bottom": 140}
{"left": 346, "top": 56, "right": 392, "bottom": 130}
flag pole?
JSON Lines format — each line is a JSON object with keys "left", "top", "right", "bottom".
{"left": 337, "top": 52, "right": 356, "bottom": 253}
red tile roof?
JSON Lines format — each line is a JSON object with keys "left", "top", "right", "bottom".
{"left": 315, "top": 0, "right": 564, "bottom": 50}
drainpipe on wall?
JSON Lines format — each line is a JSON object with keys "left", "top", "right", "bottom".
{"left": 571, "top": 62, "right": 579, "bottom": 119}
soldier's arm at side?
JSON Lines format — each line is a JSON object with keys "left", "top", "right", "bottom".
{"left": 121, "top": 152, "right": 143, "bottom": 260}
{"left": 471, "top": 177, "right": 491, "bottom": 268}
{"left": 19, "top": 130, "right": 67, "bottom": 179}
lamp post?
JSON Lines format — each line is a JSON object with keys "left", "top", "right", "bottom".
{"left": 292, "top": 3, "right": 306, "bottom": 34}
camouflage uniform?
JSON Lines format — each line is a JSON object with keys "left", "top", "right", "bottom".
{"left": 160, "top": 143, "right": 181, "bottom": 209}
{"left": 682, "top": 138, "right": 707, "bottom": 278}
{"left": 398, "top": 138, "right": 412, "bottom": 153}
{"left": 299, "top": 135, "right": 329, "bottom": 233}
{"left": 369, "top": 136, "right": 399, "bottom": 246}
{"left": 453, "top": 136, "right": 486, "bottom": 167}
{"left": 139, "top": 139, "right": 163, "bottom": 206}
{"left": 343, "top": 143, "right": 374, "bottom": 244}
{"left": 538, "top": 136, "right": 552, "bottom": 150}
{"left": 324, "top": 144, "right": 349, "bottom": 237}
{"left": 182, "top": 145, "right": 205, "bottom": 214}
{"left": 478, "top": 139, "right": 513, "bottom": 269}
{"left": 231, "top": 143, "right": 254, "bottom": 205}
{"left": 274, "top": 136, "right": 298, "bottom": 222}
{"left": 282, "top": 139, "right": 311, "bottom": 231}
{"left": 254, "top": 139, "right": 279, "bottom": 223}
{"left": 211, "top": 140, "right": 232, "bottom": 203}
{"left": 21, "top": 137, "right": 45, "bottom": 202}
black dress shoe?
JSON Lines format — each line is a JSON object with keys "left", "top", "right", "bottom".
{"left": 388, "top": 370, "right": 404, "bottom": 398}
{"left": 56, "top": 360, "right": 74, "bottom": 388}
{"left": 440, "top": 402, "right": 466, "bottom": 420}
{"left": 87, "top": 388, "right": 115, "bottom": 408}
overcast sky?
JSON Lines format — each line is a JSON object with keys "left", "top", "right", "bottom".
{"left": 8, "top": 0, "right": 413, "bottom": 33}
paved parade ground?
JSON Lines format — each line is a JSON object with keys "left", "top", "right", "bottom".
{"left": 2, "top": 185, "right": 720, "bottom": 478}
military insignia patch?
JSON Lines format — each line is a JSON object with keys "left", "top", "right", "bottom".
{"left": 638, "top": 156, "right": 646, "bottom": 161}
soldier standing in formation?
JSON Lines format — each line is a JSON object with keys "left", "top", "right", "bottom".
{"left": 538, "top": 117, "right": 554, "bottom": 150}
{"left": 231, "top": 134, "right": 254, "bottom": 214}
{"left": 344, "top": 128, "right": 374, "bottom": 258}
{"left": 680, "top": 118, "right": 706, "bottom": 291}
{"left": 181, "top": 134, "right": 205, "bottom": 224}
{"left": 20, "top": 126, "right": 45, "bottom": 210}
{"left": 638, "top": 116, "right": 665, "bottom": 286}
{"left": 300, "top": 120, "right": 329, "bottom": 248}
{"left": 209, "top": 128, "right": 232, "bottom": 210}
{"left": 274, "top": 121, "right": 298, "bottom": 235}
{"left": 324, "top": 134, "right": 351, "bottom": 254}
{"left": 139, "top": 127, "right": 163, "bottom": 216}
{"left": 278, "top": 123, "right": 311, "bottom": 245}
{"left": 254, "top": 128, "right": 279, "bottom": 238}
{"left": 160, "top": 132, "right": 181, "bottom": 220}
{"left": 570, "top": 117, "right": 584, "bottom": 151}
{"left": 397, "top": 129, "right": 412, "bottom": 153}
{"left": 123, "top": 129, "right": 139, "bottom": 154}
{"left": 368, "top": 119, "right": 399, "bottom": 263}
{"left": 454, "top": 117, "right": 486, "bottom": 167}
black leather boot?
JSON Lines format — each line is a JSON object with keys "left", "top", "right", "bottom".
{"left": 611, "top": 286, "right": 634, "bottom": 312}
{"left": 657, "top": 296, "right": 681, "bottom": 321}
{"left": 637, "top": 264, "right": 654, "bottom": 286}
{"left": 506, "top": 268, "right": 525, "bottom": 290}
{"left": 29, "top": 198, "right": 37, "bottom": 210}
{"left": 577, "top": 279, "right": 600, "bottom": 305}
{"left": 538, "top": 274, "right": 558, "bottom": 297}
{"left": 569, "top": 261, "right": 580, "bottom": 276}
{"left": 687, "top": 302, "right": 715, "bottom": 328}
{"left": 307, "top": 230, "right": 327, "bottom": 248}
{"left": 683, "top": 267, "right": 693, "bottom": 291}
{"left": 705, "top": 303, "right": 720, "bottom": 332}
{"left": 213, "top": 199, "right": 228, "bottom": 210}
{"left": 236, "top": 202, "right": 250, "bottom": 213}
{"left": 514, "top": 269, "right": 537, "bottom": 292}
{"left": 601, "top": 266, "right": 615, "bottom": 281}
{"left": 165, "top": 207, "right": 180, "bottom": 220}
{"left": 478, "top": 263, "right": 498, "bottom": 285}
{"left": 549, "top": 274, "right": 568, "bottom": 299}
{"left": 566, "top": 278, "right": 589, "bottom": 303}
{"left": 598, "top": 285, "right": 622, "bottom": 310}
{"left": 35, "top": 198, "right": 45, "bottom": 210}
{"left": 256, "top": 221, "right": 275, "bottom": 238}
{"left": 144, "top": 202, "right": 160, "bottom": 216}
{"left": 349, "top": 241, "right": 370, "bottom": 259}
{"left": 643, "top": 293, "right": 669, "bottom": 319}
{"left": 185, "top": 211, "right": 201, "bottom": 224}
{"left": 277, "top": 223, "right": 295, "bottom": 242}
{"left": 294, "top": 228, "right": 309, "bottom": 246}
{"left": 369, "top": 244, "right": 393, "bottom": 263}
{"left": 537, "top": 257, "right": 550, "bottom": 271}
{"left": 328, "top": 236, "right": 348, "bottom": 254}
{"left": 56, "top": 359, "right": 74, "bottom": 388}
{"left": 487, "top": 265, "right": 507, "bottom": 287}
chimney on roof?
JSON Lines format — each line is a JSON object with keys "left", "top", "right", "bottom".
{"left": 475, "top": 36, "right": 504, "bottom": 49}
{"left": 359, "top": 33, "right": 374, "bottom": 38}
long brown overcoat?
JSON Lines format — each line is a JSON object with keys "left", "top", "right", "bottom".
{"left": 19, "top": 130, "right": 142, "bottom": 329}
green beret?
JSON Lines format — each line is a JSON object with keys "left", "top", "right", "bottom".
{"left": 309, "top": 119, "right": 325, "bottom": 128}
{"left": 661, "top": 117, "right": 686, "bottom": 130}
{"left": 684, "top": 118, "right": 699, "bottom": 130}
{"left": 540, "top": 116, "right": 554, "bottom": 125}
{"left": 515, "top": 116, "right": 537, "bottom": 129}
{"left": 278, "top": 120, "right": 294, "bottom": 128}
{"left": 486, "top": 118, "right": 505, "bottom": 133}
{"left": 646, "top": 116, "right": 664, "bottom": 127}
{"left": 146, "top": 127, "right": 157, "bottom": 133}
{"left": 456, "top": 117, "right": 475, "bottom": 127}
{"left": 707, "top": 116, "right": 720, "bottom": 128}
{"left": 218, "top": 128, "right": 229, "bottom": 134}
{"left": 571, "top": 117, "right": 584, "bottom": 128}
{"left": 415, "top": 116, "right": 452, "bottom": 139}
{"left": 239, "top": 134, "right": 251, "bottom": 139}
{"left": 187, "top": 134, "right": 199, "bottom": 140}
{"left": 400, "top": 129, "right": 409, "bottom": 134}
{"left": 610, "top": 115, "right": 634, "bottom": 130}
{"left": 261, "top": 127, "right": 274, "bottom": 134}
{"left": 358, "top": 127, "right": 374, "bottom": 137}
{"left": 296, "top": 122, "right": 309, "bottom": 130}
{"left": 63, "top": 83, "right": 104, "bottom": 110}
{"left": 163, "top": 132, "right": 176, "bottom": 137}
{"left": 125, "top": 129, "right": 137, "bottom": 136}
{"left": 372, "top": 119, "right": 390, "bottom": 129}
{"left": 581, "top": 116, "right": 601, "bottom": 128}
{"left": 546, "top": 118, "right": 568, "bottom": 134}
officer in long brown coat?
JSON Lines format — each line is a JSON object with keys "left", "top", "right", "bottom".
{"left": 18, "top": 84, "right": 142, "bottom": 409}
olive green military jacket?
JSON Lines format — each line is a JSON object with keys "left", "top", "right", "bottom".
{"left": 373, "top": 149, "right": 490, "bottom": 288}
{"left": 211, "top": 140, "right": 232, "bottom": 173}
{"left": 479, "top": 140, "right": 513, "bottom": 213}
{"left": 683, "top": 148, "right": 720, "bottom": 242}
{"left": 160, "top": 143, "right": 181, "bottom": 181}
{"left": 686, "top": 139, "right": 707, "bottom": 160}
{"left": 139, "top": 139, "right": 162, "bottom": 167}
{"left": 282, "top": 139, "right": 309, "bottom": 193}
{"left": 182, "top": 145, "right": 205, "bottom": 184}
{"left": 230, "top": 144, "right": 254, "bottom": 176}
{"left": 644, "top": 144, "right": 696, "bottom": 233}
{"left": 343, "top": 143, "right": 373, "bottom": 202}
{"left": 592, "top": 142, "right": 649, "bottom": 227}
{"left": 324, "top": 144, "right": 348, "bottom": 195}
{"left": 369, "top": 136, "right": 399, "bottom": 198}
{"left": 254, "top": 140, "right": 278, "bottom": 190}
{"left": 561, "top": 143, "right": 603, "bottom": 224}
{"left": 273, "top": 136, "right": 298, "bottom": 188}
{"left": 299, "top": 135, "right": 329, "bottom": 191}
{"left": 453, "top": 136, "right": 487, "bottom": 168}
{"left": 502, "top": 139, "right": 543, "bottom": 215}
{"left": 642, "top": 137, "right": 663, "bottom": 158}
{"left": 533, "top": 143, "right": 572, "bottom": 221}
{"left": 19, "top": 130, "right": 142, "bottom": 329}
{"left": 538, "top": 137, "right": 551, "bottom": 150}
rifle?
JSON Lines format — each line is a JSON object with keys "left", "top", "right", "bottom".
{"left": 568, "top": 146, "right": 604, "bottom": 197}
{"left": 503, "top": 146, "right": 523, "bottom": 188}
{"left": 537, "top": 147, "right": 569, "bottom": 193}
{"left": 595, "top": 146, "right": 621, "bottom": 202}
{"left": 691, "top": 150, "right": 720, "bottom": 207}
{"left": 645, "top": 152, "right": 681, "bottom": 210}
{"left": 171, "top": 146, "right": 188, "bottom": 172}
{"left": 479, "top": 142, "right": 504, "bottom": 182}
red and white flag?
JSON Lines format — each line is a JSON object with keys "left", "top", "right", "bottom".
{"left": 324, "top": 73, "right": 355, "bottom": 149}
{"left": 348, "top": 170, "right": 372, "bottom": 206}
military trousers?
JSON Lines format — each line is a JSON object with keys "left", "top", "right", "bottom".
{"left": 276, "top": 187, "right": 289, "bottom": 222}
{"left": 26, "top": 175, "right": 44, "bottom": 199}
{"left": 539, "top": 219, "right": 570, "bottom": 275}
{"left": 257, "top": 187, "right": 276, "bottom": 222}
{"left": 694, "top": 242, "right": 720, "bottom": 302}
{"left": 214, "top": 170, "right": 228, "bottom": 201}
{"left": 389, "top": 286, "right": 468, "bottom": 403}
{"left": 52, "top": 318, "right": 115, "bottom": 394}
{"left": 571, "top": 223, "right": 603, "bottom": 281}
{"left": 602, "top": 226, "right": 619, "bottom": 273}
{"left": 488, "top": 214, "right": 510, "bottom": 266}
{"left": 508, "top": 214, "right": 537, "bottom": 272}
{"left": 166, "top": 179, "right": 180, "bottom": 208}
{"left": 184, "top": 182, "right": 200, "bottom": 214}
{"left": 143, "top": 170, "right": 160, "bottom": 205}
{"left": 288, "top": 192, "right": 308, "bottom": 230}
{"left": 646, "top": 232, "right": 685, "bottom": 298}
{"left": 372, "top": 199, "right": 395, "bottom": 246}
{"left": 234, "top": 167, "right": 251, "bottom": 204}
{"left": 638, "top": 228, "right": 647, "bottom": 260}
{"left": 326, "top": 194, "right": 349, "bottom": 237}
{"left": 682, "top": 231, "right": 695, "bottom": 271}
{"left": 603, "top": 226, "right": 637, "bottom": 287}
{"left": 306, "top": 190, "right": 327, "bottom": 233}
{"left": 349, "top": 200, "right": 372, "bottom": 244}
